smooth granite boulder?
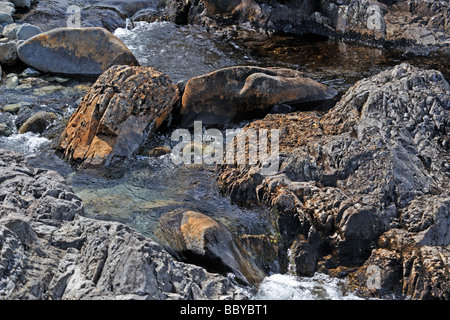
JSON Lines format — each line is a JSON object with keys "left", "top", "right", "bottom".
{"left": 17, "top": 27, "right": 139, "bottom": 76}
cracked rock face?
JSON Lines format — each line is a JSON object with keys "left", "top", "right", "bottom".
{"left": 0, "top": 149, "right": 248, "bottom": 300}
{"left": 59, "top": 65, "right": 179, "bottom": 168}
{"left": 350, "top": 194, "right": 449, "bottom": 299}
{"left": 218, "top": 63, "right": 450, "bottom": 299}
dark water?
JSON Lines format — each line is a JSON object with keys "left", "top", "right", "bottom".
{"left": 231, "top": 33, "right": 450, "bottom": 91}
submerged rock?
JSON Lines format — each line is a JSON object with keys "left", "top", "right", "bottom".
{"left": 17, "top": 27, "right": 139, "bottom": 76}
{"left": 59, "top": 65, "right": 179, "bottom": 168}
{"left": 218, "top": 63, "right": 450, "bottom": 299}
{"left": 18, "top": 111, "right": 57, "bottom": 134}
{"left": 2, "top": 103, "right": 22, "bottom": 114}
{"left": 180, "top": 66, "right": 337, "bottom": 126}
{"left": 0, "top": 149, "right": 248, "bottom": 300}
{"left": 0, "top": 112, "right": 15, "bottom": 137}
{"left": 147, "top": 146, "right": 171, "bottom": 157}
{"left": 156, "top": 209, "right": 266, "bottom": 286}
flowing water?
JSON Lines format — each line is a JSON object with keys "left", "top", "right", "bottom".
{"left": 254, "top": 273, "right": 363, "bottom": 300}
{"left": 1, "top": 20, "right": 449, "bottom": 300}
{"left": 114, "top": 21, "right": 449, "bottom": 91}
{"left": 66, "top": 151, "right": 272, "bottom": 239}
{"left": 0, "top": 132, "right": 51, "bottom": 157}
{"left": 114, "top": 21, "right": 241, "bottom": 83}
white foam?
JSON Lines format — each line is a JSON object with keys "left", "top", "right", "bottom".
{"left": 253, "top": 273, "right": 363, "bottom": 300}
{"left": 0, "top": 132, "right": 50, "bottom": 157}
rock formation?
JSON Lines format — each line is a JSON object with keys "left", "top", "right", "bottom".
{"left": 349, "top": 194, "right": 449, "bottom": 299}
{"left": 59, "top": 65, "right": 179, "bottom": 168}
{"left": 14, "top": 0, "right": 158, "bottom": 32}
{"left": 9, "top": 1, "right": 450, "bottom": 57}
{"left": 218, "top": 63, "right": 450, "bottom": 299}
{"left": 156, "top": 209, "right": 266, "bottom": 286}
{"left": 0, "top": 148, "right": 248, "bottom": 300}
{"left": 167, "top": 0, "right": 450, "bottom": 55}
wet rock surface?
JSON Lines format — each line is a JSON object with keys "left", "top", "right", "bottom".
{"left": 218, "top": 63, "right": 450, "bottom": 299}
{"left": 0, "top": 72, "right": 93, "bottom": 144}
{"left": 0, "top": 0, "right": 448, "bottom": 301}
{"left": 0, "top": 148, "right": 248, "bottom": 300}
{"left": 4, "top": 0, "right": 450, "bottom": 58}
{"left": 180, "top": 66, "right": 337, "bottom": 126}
{"left": 155, "top": 209, "right": 266, "bottom": 286}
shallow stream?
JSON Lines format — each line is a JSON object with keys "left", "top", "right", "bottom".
{"left": 1, "top": 21, "right": 449, "bottom": 300}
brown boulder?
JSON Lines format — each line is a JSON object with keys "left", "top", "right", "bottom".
{"left": 155, "top": 209, "right": 266, "bottom": 285}
{"left": 59, "top": 65, "right": 179, "bottom": 168}
{"left": 180, "top": 66, "right": 337, "bottom": 126}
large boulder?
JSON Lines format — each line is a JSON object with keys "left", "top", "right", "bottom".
{"left": 155, "top": 209, "right": 266, "bottom": 285}
{"left": 17, "top": 27, "right": 139, "bottom": 76}
{"left": 0, "top": 149, "right": 248, "bottom": 300}
{"left": 59, "top": 65, "right": 179, "bottom": 168}
{"left": 218, "top": 63, "right": 450, "bottom": 299}
{"left": 180, "top": 66, "right": 337, "bottom": 126}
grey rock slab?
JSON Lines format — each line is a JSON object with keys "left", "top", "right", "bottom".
{"left": 0, "top": 149, "right": 249, "bottom": 300}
